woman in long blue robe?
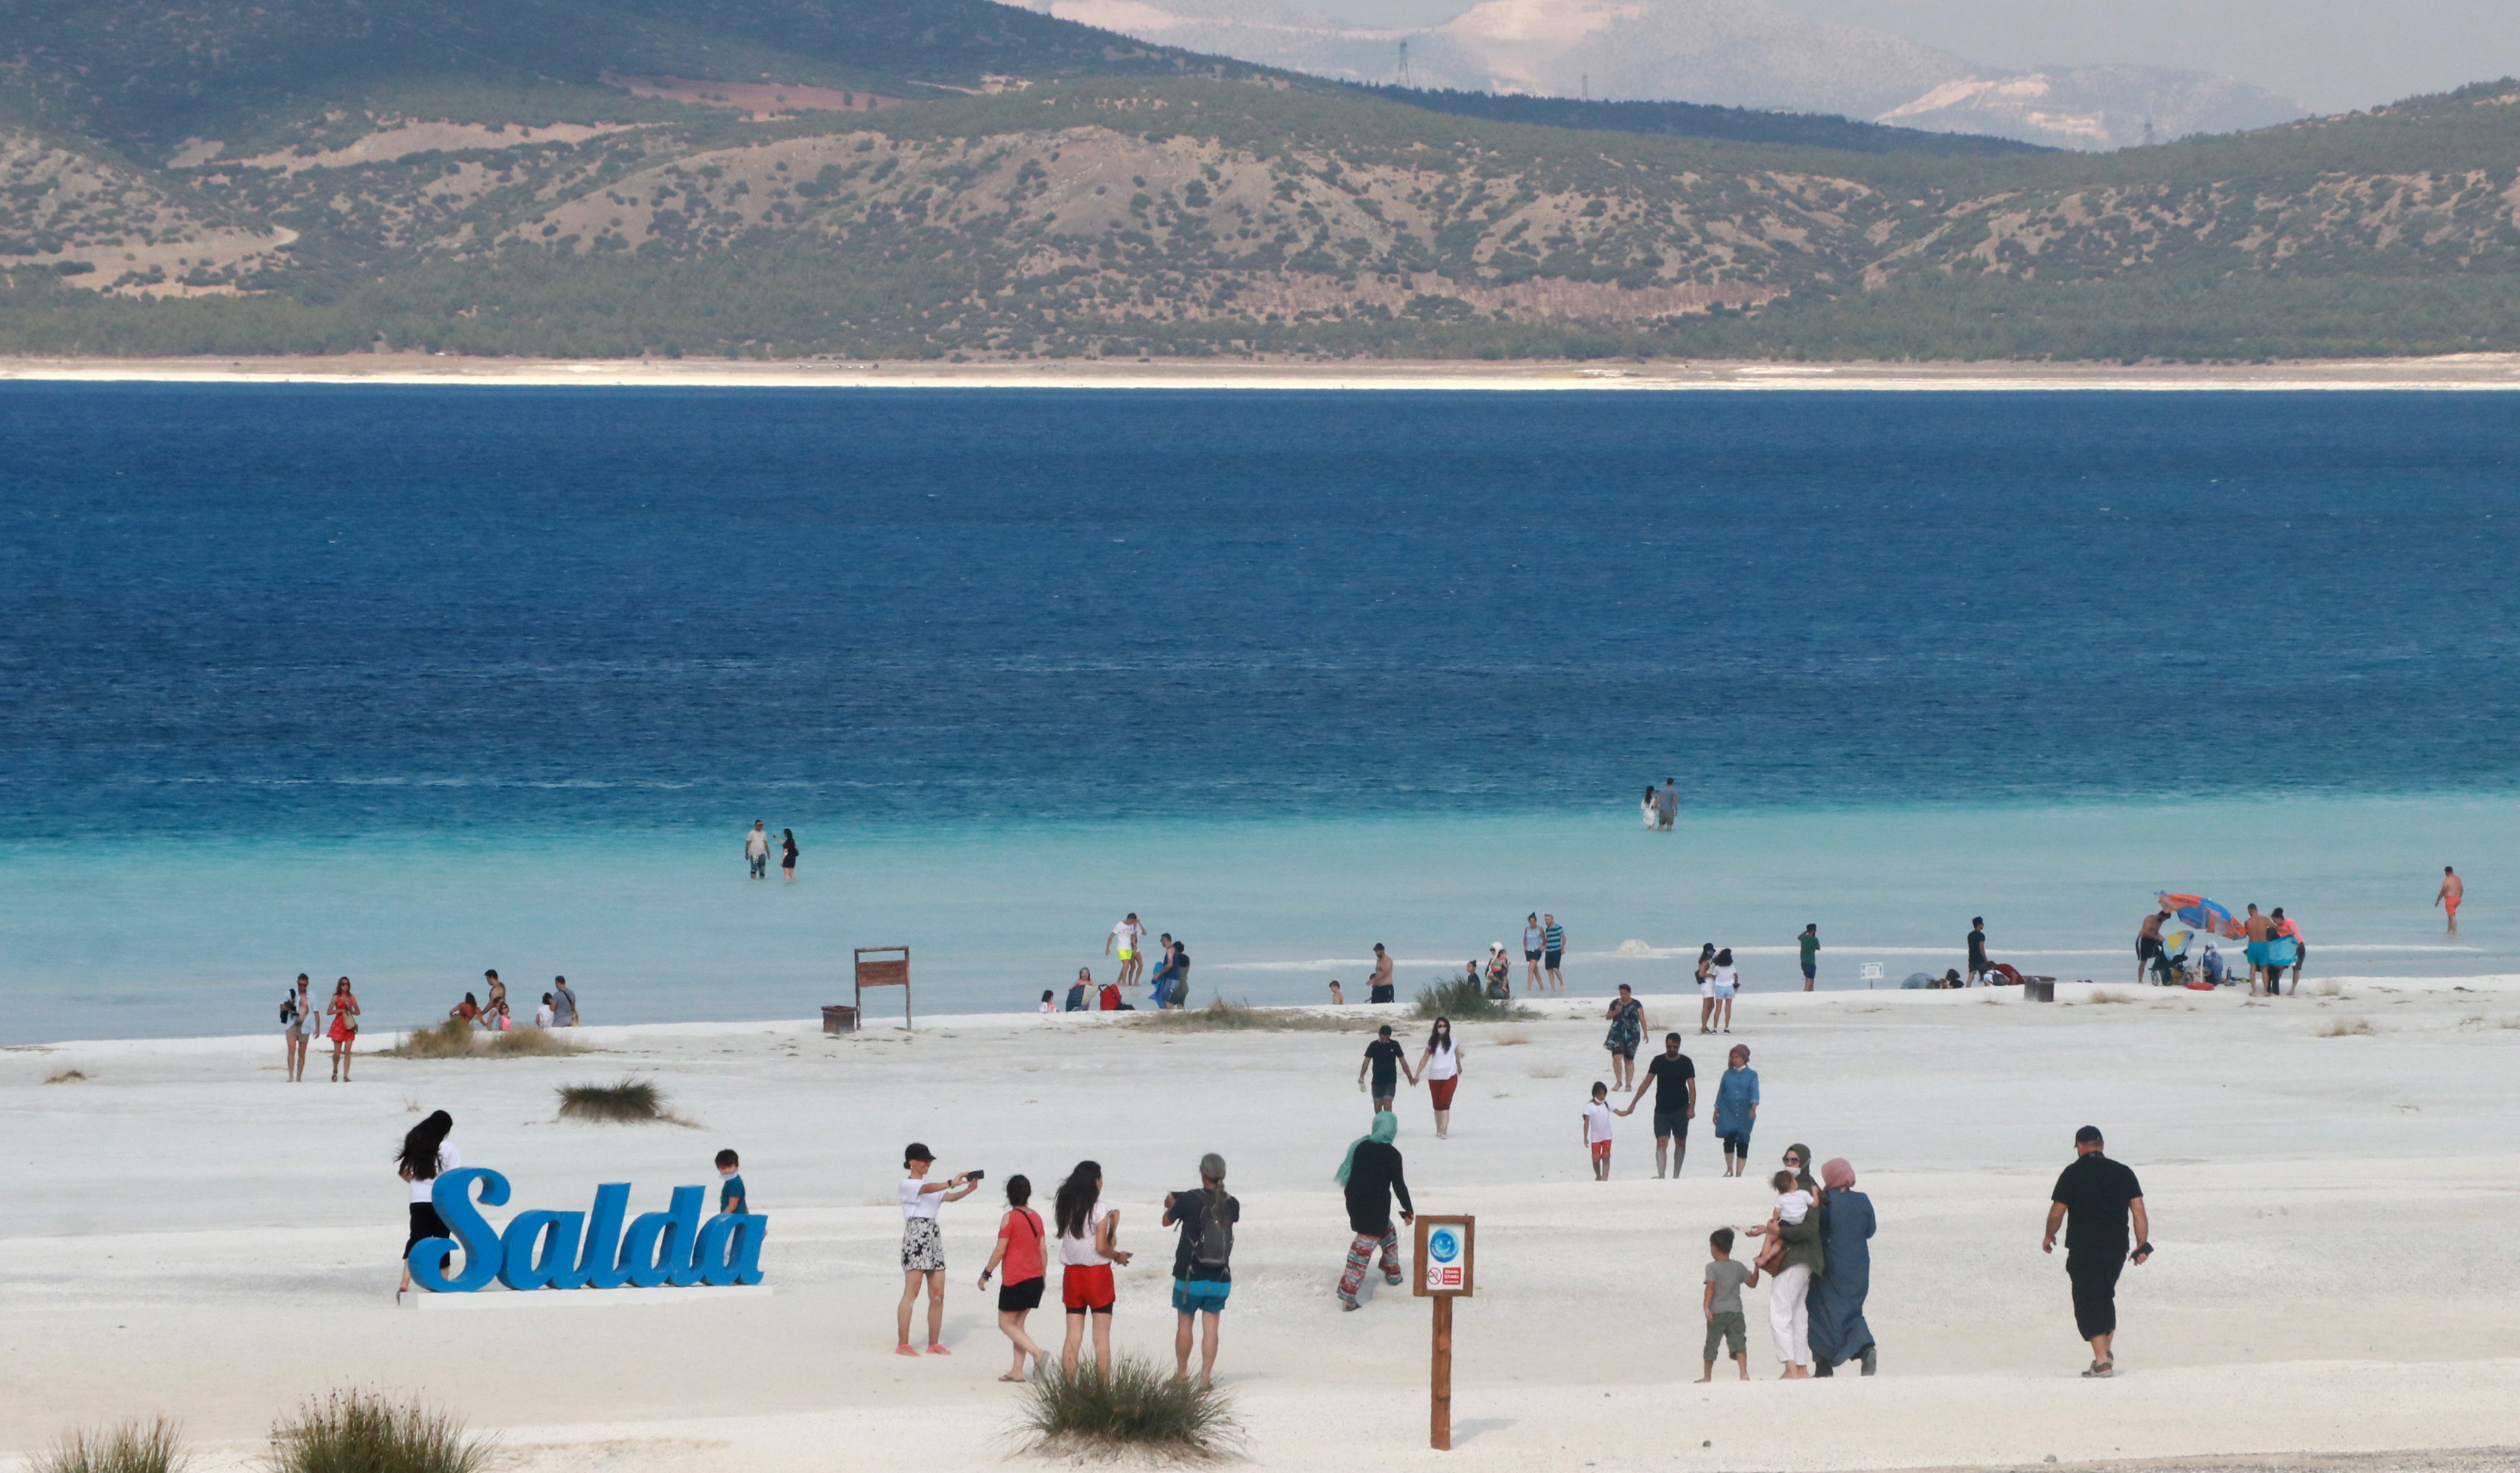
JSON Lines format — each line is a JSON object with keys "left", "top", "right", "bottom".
{"left": 1808, "top": 1157, "right": 1877, "bottom": 1375}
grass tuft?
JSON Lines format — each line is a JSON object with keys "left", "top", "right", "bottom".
{"left": 268, "top": 1391, "right": 489, "bottom": 1473}
{"left": 381, "top": 1021, "right": 584, "bottom": 1059}
{"left": 2316, "top": 1017, "right": 2378, "bottom": 1037}
{"left": 2084, "top": 987, "right": 2133, "bottom": 1005}
{"left": 485, "top": 1028, "right": 582, "bottom": 1057}
{"left": 1491, "top": 1028, "right": 1531, "bottom": 1047}
{"left": 45, "top": 1068, "right": 88, "bottom": 1084}
{"left": 1015, "top": 1357, "right": 1240, "bottom": 1460}
{"left": 2309, "top": 979, "right": 2344, "bottom": 999}
{"left": 1413, "top": 974, "right": 1536, "bottom": 1022}
{"left": 1133, "top": 999, "right": 1375, "bottom": 1033}
{"left": 556, "top": 1077, "right": 665, "bottom": 1122}
{"left": 33, "top": 1417, "right": 185, "bottom": 1473}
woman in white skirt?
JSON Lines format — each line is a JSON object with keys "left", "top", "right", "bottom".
{"left": 897, "top": 1142, "right": 979, "bottom": 1356}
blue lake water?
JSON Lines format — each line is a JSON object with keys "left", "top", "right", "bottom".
{"left": 1, "top": 385, "right": 2513, "bottom": 1043}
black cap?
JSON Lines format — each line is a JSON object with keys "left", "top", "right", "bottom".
{"left": 2075, "top": 1125, "right": 2103, "bottom": 1145}
{"left": 904, "top": 1142, "right": 935, "bottom": 1162}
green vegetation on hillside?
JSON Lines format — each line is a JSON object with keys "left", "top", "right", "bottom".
{"left": 1356, "top": 86, "right": 2048, "bottom": 158}
{"left": 0, "top": 0, "right": 2516, "bottom": 363}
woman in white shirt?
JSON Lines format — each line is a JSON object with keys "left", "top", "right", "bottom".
{"left": 1709, "top": 947, "right": 1740, "bottom": 1034}
{"left": 897, "top": 1143, "right": 979, "bottom": 1356}
{"left": 1416, "top": 1017, "right": 1464, "bottom": 1139}
{"left": 1053, "top": 1159, "right": 1131, "bottom": 1377}
{"left": 395, "top": 1110, "right": 458, "bottom": 1298}
{"left": 1694, "top": 944, "right": 1717, "bottom": 1034}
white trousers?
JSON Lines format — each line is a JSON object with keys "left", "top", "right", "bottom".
{"left": 1768, "top": 1262, "right": 1812, "bottom": 1365}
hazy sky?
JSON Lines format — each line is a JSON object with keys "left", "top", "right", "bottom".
{"left": 1312, "top": 0, "right": 2520, "bottom": 113}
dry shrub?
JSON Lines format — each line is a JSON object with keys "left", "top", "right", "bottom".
{"left": 269, "top": 1390, "right": 488, "bottom": 1473}
{"left": 1491, "top": 1028, "right": 1531, "bottom": 1047}
{"left": 32, "top": 1417, "right": 185, "bottom": 1473}
{"left": 2316, "top": 1017, "right": 2378, "bottom": 1037}
{"left": 1016, "top": 1358, "right": 1240, "bottom": 1460}
{"left": 2085, "top": 988, "right": 2132, "bottom": 1005}
{"left": 2310, "top": 979, "right": 2344, "bottom": 999}
{"left": 382, "top": 1021, "right": 584, "bottom": 1059}
{"left": 1413, "top": 974, "right": 1534, "bottom": 1022}
{"left": 485, "top": 1028, "right": 582, "bottom": 1057}
{"left": 44, "top": 1069, "right": 87, "bottom": 1084}
{"left": 1134, "top": 999, "right": 1372, "bottom": 1033}
{"left": 556, "top": 1078, "right": 665, "bottom": 1122}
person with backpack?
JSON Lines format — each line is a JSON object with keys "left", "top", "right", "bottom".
{"left": 1162, "top": 1152, "right": 1238, "bottom": 1385}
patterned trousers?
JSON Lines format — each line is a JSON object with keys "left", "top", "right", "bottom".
{"left": 1337, "top": 1227, "right": 1402, "bottom": 1304}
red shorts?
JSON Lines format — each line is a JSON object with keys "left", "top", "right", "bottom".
{"left": 1428, "top": 1077, "right": 1458, "bottom": 1110}
{"left": 1062, "top": 1263, "right": 1115, "bottom": 1312}
{"left": 1589, "top": 1140, "right": 1611, "bottom": 1162}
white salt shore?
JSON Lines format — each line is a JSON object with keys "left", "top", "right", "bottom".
{"left": 6, "top": 978, "right": 2519, "bottom": 1472}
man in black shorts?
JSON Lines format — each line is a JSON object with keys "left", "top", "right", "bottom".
{"left": 2042, "top": 1124, "right": 2152, "bottom": 1378}
{"left": 1357, "top": 1025, "right": 1411, "bottom": 1111}
{"left": 1617, "top": 1032, "right": 1696, "bottom": 1179}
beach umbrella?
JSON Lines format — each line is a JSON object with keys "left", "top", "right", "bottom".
{"left": 2155, "top": 892, "right": 2244, "bottom": 955}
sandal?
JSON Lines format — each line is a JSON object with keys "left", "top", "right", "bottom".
{"left": 998, "top": 1373, "right": 1025, "bottom": 1383}
{"left": 894, "top": 1344, "right": 920, "bottom": 1357}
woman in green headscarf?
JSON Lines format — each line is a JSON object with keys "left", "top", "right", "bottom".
{"left": 1335, "top": 1112, "right": 1413, "bottom": 1310}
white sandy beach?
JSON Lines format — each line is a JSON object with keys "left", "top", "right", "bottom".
{"left": 5, "top": 352, "right": 2520, "bottom": 392}
{"left": 7, "top": 978, "right": 2520, "bottom": 1472}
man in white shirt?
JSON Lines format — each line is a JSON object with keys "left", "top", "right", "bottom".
{"left": 745, "top": 820, "right": 771, "bottom": 879}
{"left": 1107, "top": 912, "right": 1148, "bottom": 987}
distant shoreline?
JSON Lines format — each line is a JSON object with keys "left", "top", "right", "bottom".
{"left": 6, "top": 352, "right": 2520, "bottom": 392}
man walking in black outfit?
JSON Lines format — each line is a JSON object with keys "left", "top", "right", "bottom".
{"left": 2042, "top": 1125, "right": 2153, "bottom": 1378}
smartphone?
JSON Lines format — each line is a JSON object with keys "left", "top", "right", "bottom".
{"left": 963, "top": 1168, "right": 987, "bottom": 1183}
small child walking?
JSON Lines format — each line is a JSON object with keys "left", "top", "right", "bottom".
{"left": 1700, "top": 1227, "right": 1758, "bottom": 1381}
{"left": 1582, "top": 1081, "right": 1617, "bottom": 1180}
{"left": 716, "top": 1148, "right": 745, "bottom": 1215}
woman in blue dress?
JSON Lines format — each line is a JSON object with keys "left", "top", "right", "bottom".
{"left": 1807, "top": 1156, "right": 1878, "bottom": 1375}
{"left": 1712, "top": 1044, "right": 1758, "bottom": 1177}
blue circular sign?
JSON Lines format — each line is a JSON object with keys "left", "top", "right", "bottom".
{"left": 1428, "top": 1227, "right": 1460, "bottom": 1262}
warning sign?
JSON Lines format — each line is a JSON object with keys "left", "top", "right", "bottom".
{"left": 1412, "top": 1216, "right": 1474, "bottom": 1298}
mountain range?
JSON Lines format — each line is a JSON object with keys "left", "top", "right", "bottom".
{"left": 0, "top": 0, "right": 2514, "bottom": 362}
{"left": 1040, "top": 0, "right": 2308, "bottom": 151}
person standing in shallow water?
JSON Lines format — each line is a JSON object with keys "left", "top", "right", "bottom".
{"left": 745, "top": 820, "right": 770, "bottom": 879}
{"left": 780, "top": 827, "right": 798, "bottom": 881}
{"left": 2043, "top": 1125, "right": 2152, "bottom": 1378}
{"left": 2437, "top": 866, "right": 2463, "bottom": 932}
{"left": 1798, "top": 923, "right": 1820, "bottom": 993}
{"left": 1524, "top": 913, "right": 1546, "bottom": 991}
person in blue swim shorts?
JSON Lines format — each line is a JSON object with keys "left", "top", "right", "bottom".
{"left": 1164, "top": 1153, "right": 1239, "bottom": 1386}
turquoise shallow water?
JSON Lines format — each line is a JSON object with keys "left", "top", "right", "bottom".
{"left": 4, "top": 795, "right": 2501, "bottom": 1044}
{"left": 4, "top": 384, "right": 2514, "bottom": 1043}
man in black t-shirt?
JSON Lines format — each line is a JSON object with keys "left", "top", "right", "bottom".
{"left": 1967, "top": 917, "right": 1989, "bottom": 985}
{"left": 2043, "top": 1125, "right": 2152, "bottom": 1378}
{"left": 1617, "top": 1032, "right": 1696, "bottom": 1179}
{"left": 1357, "top": 1024, "right": 1413, "bottom": 1110}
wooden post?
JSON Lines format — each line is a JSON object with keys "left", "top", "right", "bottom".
{"left": 1412, "top": 1215, "right": 1473, "bottom": 1452}
{"left": 1431, "top": 1293, "right": 1453, "bottom": 1450}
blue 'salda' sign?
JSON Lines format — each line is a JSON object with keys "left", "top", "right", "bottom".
{"left": 410, "top": 1167, "right": 769, "bottom": 1292}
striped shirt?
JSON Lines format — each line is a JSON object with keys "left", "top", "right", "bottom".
{"left": 1543, "top": 923, "right": 1565, "bottom": 955}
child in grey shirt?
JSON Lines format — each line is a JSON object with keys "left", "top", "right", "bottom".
{"left": 1701, "top": 1227, "right": 1759, "bottom": 1382}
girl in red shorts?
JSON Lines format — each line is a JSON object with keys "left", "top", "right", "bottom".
{"left": 1053, "top": 1160, "right": 1130, "bottom": 1377}
{"left": 1416, "top": 1017, "right": 1463, "bottom": 1139}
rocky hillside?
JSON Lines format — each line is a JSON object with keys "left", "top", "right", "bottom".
{"left": 0, "top": 0, "right": 2514, "bottom": 360}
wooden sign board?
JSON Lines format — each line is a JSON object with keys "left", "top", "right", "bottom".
{"left": 1413, "top": 1215, "right": 1474, "bottom": 1297}
{"left": 854, "top": 946, "right": 911, "bottom": 1030}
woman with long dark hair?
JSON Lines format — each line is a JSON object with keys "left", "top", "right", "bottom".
{"left": 780, "top": 828, "right": 798, "bottom": 881}
{"left": 1054, "top": 1159, "right": 1130, "bottom": 1376}
{"left": 977, "top": 1174, "right": 1048, "bottom": 1382}
{"left": 326, "top": 976, "right": 360, "bottom": 1082}
{"left": 395, "top": 1110, "right": 457, "bottom": 1297}
{"left": 1416, "top": 1017, "right": 1463, "bottom": 1139}
{"left": 1694, "top": 944, "right": 1718, "bottom": 1034}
